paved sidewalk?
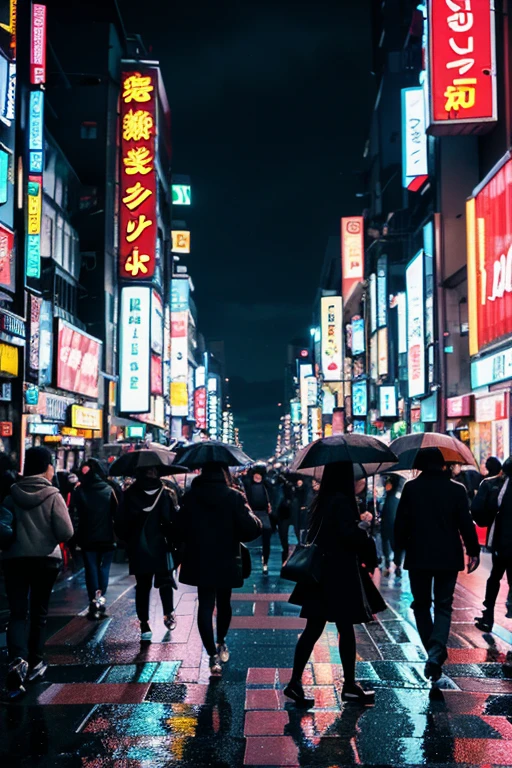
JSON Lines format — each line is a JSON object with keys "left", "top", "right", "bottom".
{"left": 0, "top": 547, "right": 511, "bottom": 767}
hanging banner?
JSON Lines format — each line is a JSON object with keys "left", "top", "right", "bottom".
{"left": 30, "top": 4, "right": 46, "bottom": 85}
{"left": 320, "top": 296, "right": 342, "bottom": 381}
{"left": 57, "top": 320, "right": 101, "bottom": 399}
{"left": 341, "top": 217, "right": 364, "bottom": 302}
{"left": 119, "top": 286, "right": 151, "bottom": 413}
{"left": 402, "top": 86, "right": 428, "bottom": 190}
{"left": 406, "top": 251, "right": 426, "bottom": 398}
{"left": 119, "top": 68, "right": 157, "bottom": 279}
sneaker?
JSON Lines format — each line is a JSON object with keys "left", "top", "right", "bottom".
{"left": 424, "top": 661, "right": 443, "bottom": 682}
{"left": 262, "top": 564, "right": 269, "bottom": 575}
{"left": 6, "top": 657, "right": 28, "bottom": 698}
{"left": 140, "top": 623, "right": 152, "bottom": 642}
{"left": 95, "top": 591, "right": 107, "bottom": 615}
{"left": 341, "top": 682, "right": 375, "bottom": 705}
{"left": 284, "top": 678, "right": 313, "bottom": 707}
{"left": 395, "top": 566, "right": 402, "bottom": 579}
{"left": 163, "top": 614, "right": 177, "bottom": 631}
{"left": 217, "top": 643, "right": 230, "bottom": 663}
{"left": 87, "top": 599, "right": 100, "bottom": 620}
{"left": 209, "top": 654, "right": 222, "bottom": 677}
{"left": 475, "top": 616, "right": 493, "bottom": 633}
{"left": 27, "top": 661, "right": 47, "bottom": 683}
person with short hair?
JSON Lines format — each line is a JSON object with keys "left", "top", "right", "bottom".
{"left": 1, "top": 447, "right": 74, "bottom": 697}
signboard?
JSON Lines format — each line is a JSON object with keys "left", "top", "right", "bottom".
{"left": 0, "top": 341, "right": 18, "bottom": 377}
{"left": 119, "top": 68, "right": 157, "bottom": 279}
{"left": 341, "top": 217, "right": 364, "bottom": 301}
{"left": 27, "top": 293, "right": 42, "bottom": 383}
{"left": 427, "top": 0, "right": 497, "bottom": 134}
{"left": 352, "top": 317, "right": 365, "bottom": 356}
{"left": 397, "top": 292, "right": 407, "bottom": 354}
{"left": 446, "top": 394, "right": 473, "bottom": 418}
{"left": 379, "top": 385, "right": 397, "bottom": 418}
{"left": 475, "top": 392, "right": 508, "bottom": 423}
{"left": 352, "top": 380, "right": 367, "bottom": 417}
{"left": 119, "top": 286, "right": 151, "bottom": 413}
{"left": 194, "top": 386, "right": 207, "bottom": 429}
{"left": 57, "top": 321, "right": 101, "bottom": 399}
{"left": 377, "top": 255, "right": 387, "bottom": 328}
{"left": 170, "top": 278, "right": 190, "bottom": 312}
{"left": 151, "top": 290, "right": 163, "bottom": 355}
{"left": 471, "top": 344, "right": 512, "bottom": 389}
{"left": 172, "top": 184, "right": 191, "bottom": 205}
{"left": 125, "top": 424, "right": 146, "bottom": 439}
{"left": 377, "top": 327, "right": 388, "bottom": 378}
{"left": 369, "top": 274, "right": 377, "bottom": 333}
{"left": 71, "top": 405, "right": 102, "bottom": 431}
{"left": 467, "top": 155, "right": 512, "bottom": 356}
{"left": 401, "top": 87, "right": 428, "bottom": 190}
{"left": 406, "top": 251, "right": 426, "bottom": 398}
{"left": 151, "top": 353, "right": 163, "bottom": 395}
{"left": 171, "top": 230, "right": 191, "bottom": 254}
{"left": 0, "top": 224, "right": 14, "bottom": 291}
{"left": 30, "top": 4, "right": 46, "bottom": 85}
{"left": 320, "top": 296, "right": 342, "bottom": 381}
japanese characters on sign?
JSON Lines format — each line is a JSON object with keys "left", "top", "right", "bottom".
{"left": 172, "top": 184, "right": 191, "bottom": 205}
{"left": 171, "top": 230, "right": 191, "bottom": 254}
{"left": 30, "top": 4, "right": 46, "bottom": 85}
{"left": 26, "top": 177, "right": 42, "bottom": 278}
{"left": 320, "top": 296, "right": 342, "bottom": 382}
{"left": 71, "top": 405, "right": 102, "bottom": 431}
{"left": 194, "top": 386, "right": 207, "bottom": 429}
{"left": 341, "top": 217, "right": 364, "bottom": 302}
{"left": 28, "top": 90, "right": 44, "bottom": 173}
{"left": 427, "top": 0, "right": 497, "bottom": 133}
{"left": 119, "top": 286, "right": 151, "bottom": 413}
{"left": 119, "top": 69, "right": 157, "bottom": 279}
{"left": 401, "top": 87, "right": 428, "bottom": 190}
{"left": 406, "top": 251, "right": 426, "bottom": 398}
{"left": 0, "top": 224, "right": 14, "bottom": 291}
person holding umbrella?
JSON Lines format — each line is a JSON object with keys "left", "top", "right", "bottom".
{"left": 112, "top": 450, "right": 184, "bottom": 641}
{"left": 394, "top": 447, "right": 480, "bottom": 682}
{"left": 177, "top": 461, "right": 262, "bottom": 677}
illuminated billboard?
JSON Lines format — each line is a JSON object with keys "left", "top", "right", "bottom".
{"left": 320, "top": 296, "right": 342, "bottom": 381}
{"left": 352, "top": 380, "right": 367, "bottom": 417}
{"left": 406, "top": 251, "right": 426, "bottom": 398}
{"left": 427, "top": 0, "right": 497, "bottom": 134}
{"left": 379, "top": 385, "right": 397, "bottom": 418}
{"left": 30, "top": 4, "right": 46, "bottom": 85}
{"left": 172, "top": 230, "right": 191, "bottom": 254}
{"left": 119, "top": 286, "right": 151, "bottom": 413}
{"left": 119, "top": 69, "right": 157, "bottom": 279}
{"left": 341, "top": 217, "right": 364, "bottom": 301}
{"left": 57, "top": 320, "right": 101, "bottom": 399}
{"left": 401, "top": 87, "right": 428, "bottom": 191}
{"left": 172, "top": 184, "right": 191, "bottom": 205}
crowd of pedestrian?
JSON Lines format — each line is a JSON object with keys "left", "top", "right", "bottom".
{"left": 0, "top": 441, "right": 511, "bottom": 708}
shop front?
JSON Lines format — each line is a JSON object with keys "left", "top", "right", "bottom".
{"left": 446, "top": 394, "right": 473, "bottom": 449}
{"left": 469, "top": 391, "right": 510, "bottom": 472}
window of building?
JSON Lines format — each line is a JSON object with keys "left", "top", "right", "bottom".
{"left": 80, "top": 122, "right": 97, "bottom": 140}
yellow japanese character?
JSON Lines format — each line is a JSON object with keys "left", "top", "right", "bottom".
{"left": 444, "top": 78, "right": 477, "bottom": 112}
{"left": 122, "top": 182, "right": 153, "bottom": 211}
{"left": 122, "top": 73, "right": 154, "bottom": 103}
{"left": 123, "top": 147, "right": 153, "bottom": 175}
{"left": 122, "top": 109, "right": 154, "bottom": 141}
{"left": 126, "top": 214, "right": 153, "bottom": 243}
{"left": 124, "top": 247, "right": 151, "bottom": 276}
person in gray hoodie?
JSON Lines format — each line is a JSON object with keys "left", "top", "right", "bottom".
{"left": 1, "top": 447, "right": 73, "bottom": 697}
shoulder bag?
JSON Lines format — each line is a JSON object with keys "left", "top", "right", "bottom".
{"left": 280, "top": 522, "right": 323, "bottom": 585}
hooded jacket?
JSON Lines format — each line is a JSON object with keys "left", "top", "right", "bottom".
{"left": 72, "top": 473, "right": 118, "bottom": 550}
{"left": 2, "top": 475, "right": 74, "bottom": 561}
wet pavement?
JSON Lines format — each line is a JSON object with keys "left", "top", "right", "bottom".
{"left": 1, "top": 544, "right": 512, "bottom": 767}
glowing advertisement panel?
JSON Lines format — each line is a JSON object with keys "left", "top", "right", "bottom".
{"left": 427, "top": 0, "right": 497, "bottom": 133}
{"left": 320, "top": 296, "right": 342, "bottom": 381}
{"left": 119, "top": 286, "right": 151, "bottom": 413}
{"left": 406, "top": 251, "right": 426, "bottom": 398}
{"left": 401, "top": 87, "right": 428, "bottom": 190}
{"left": 341, "top": 217, "right": 364, "bottom": 301}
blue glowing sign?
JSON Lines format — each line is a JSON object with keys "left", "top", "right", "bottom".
{"left": 26, "top": 234, "right": 41, "bottom": 278}
{"left": 29, "top": 91, "right": 44, "bottom": 151}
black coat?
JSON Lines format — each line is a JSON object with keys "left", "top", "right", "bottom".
{"left": 115, "top": 480, "right": 176, "bottom": 575}
{"left": 472, "top": 475, "right": 512, "bottom": 558}
{"left": 178, "top": 473, "right": 262, "bottom": 588}
{"left": 289, "top": 492, "right": 387, "bottom": 624}
{"left": 394, "top": 471, "right": 480, "bottom": 571}
{"left": 71, "top": 475, "right": 118, "bottom": 551}
{"left": 380, "top": 491, "right": 400, "bottom": 541}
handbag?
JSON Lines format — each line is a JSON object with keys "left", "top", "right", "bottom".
{"left": 241, "top": 543, "right": 252, "bottom": 579}
{"left": 280, "top": 523, "right": 323, "bottom": 585}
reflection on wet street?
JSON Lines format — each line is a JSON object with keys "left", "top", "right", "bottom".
{"left": 1, "top": 548, "right": 512, "bottom": 767}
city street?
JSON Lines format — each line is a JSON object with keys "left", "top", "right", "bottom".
{"left": 1, "top": 544, "right": 511, "bottom": 768}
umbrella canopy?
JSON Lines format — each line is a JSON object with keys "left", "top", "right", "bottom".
{"left": 109, "top": 449, "right": 188, "bottom": 477}
{"left": 290, "top": 434, "right": 398, "bottom": 477}
{"left": 389, "top": 432, "right": 477, "bottom": 470}
{"left": 176, "top": 440, "right": 253, "bottom": 469}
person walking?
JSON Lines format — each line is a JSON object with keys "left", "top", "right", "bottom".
{"left": 178, "top": 463, "right": 262, "bottom": 677}
{"left": 71, "top": 458, "right": 119, "bottom": 619}
{"left": 285, "top": 462, "right": 386, "bottom": 707}
{"left": 276, "top": 474, "right": 296, "bottom": 563}
{"left": 115, "top": 467, "right": 178, "bottom": 641}
{"left": 380, "top": 475, "right": 403, "bottom": 578}
{"left": 245, "top": 468, "right": 273, "bottom": 574}
{"left": 1, "top": 447, "right": 74, "bottom": 697}
{"left": 472, "top": 457, "right": 512, "bottom": 630}
{"left": 394, "top": 447, "right": 480, "bottom": 682}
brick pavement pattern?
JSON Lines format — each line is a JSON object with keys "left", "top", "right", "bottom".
{"left": 1, "top": 546, "right": 512, "bottom": 767}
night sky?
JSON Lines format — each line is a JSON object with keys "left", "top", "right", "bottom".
{"left": 120, "top": 0, "right": 374, "bottom": 456}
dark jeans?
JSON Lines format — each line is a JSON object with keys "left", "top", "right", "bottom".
{"left": 82, "top": 549, "right": 114, "bottom": 602}
{"left": 134, "top": 573, "right": 174, "bottom": 624}
{"left": 381, "top": 533, "right": 404, "bottom": 569}
{"left": 408, "top": 569, "right": 458, "bottom": 667}
{"left": 482, "top": 554, "right": 512, "bottom": 622}
{"left": 3, "top": 558, "right": 59, "bottom": 665}
{"left": 197, "top": 586, "right": 233, "bottom": 656}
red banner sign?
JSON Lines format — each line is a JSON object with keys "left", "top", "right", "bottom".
{"left": 341, "top": 217, "right": 364, "bottom": 303}
{"left": 57, "top": 320, "right": 101, "bottom": 398}
{"left": 119, "top": 68, "right": 157, "bottom": 279}
{"left": 151, "top": 353, "right": 163, "bottom": 395}
{"left": 30, "top": 4, "right": 46, "bottom": 85}
{"left": 467, "top": 156, "right": 512, "bottom": 354}
{"left": 0, "top": 224, "right": 14, "bottom": 290}
{"left": 428, "top": 0, "right": 496, "bottom": 133}
{"left": 194, "top": 387, "right": 207, "bottom": 429}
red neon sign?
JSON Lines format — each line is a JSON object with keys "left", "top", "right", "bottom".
{"left": 30, "top": 4, "right": 46, "bottom": 85}
{"left": 341, "top": 217, "right": 364, "bottom": 302}
{"left": 428, "top": 0, "right": 496, "bottom": 133}
{"left": 119, "top": 69, "right": 157, "bottom": 279}
{"left": 194, "top": 387, "right": 207, "bottom": 429}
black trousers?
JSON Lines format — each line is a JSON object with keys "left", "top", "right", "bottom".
{"left": 3, "top": 558, "right": 59, "bottom": 666}
{"left": 134, "top": 573, "right": 174, "bottom": 624}
{"left": 408, "top": 569, "right": 458, "bottom": 666}
{"left": 482, "top": 554, "right": 512, "bottom": 621}
{"left": 197, "top": 586, "right": 233, "bottom": 656}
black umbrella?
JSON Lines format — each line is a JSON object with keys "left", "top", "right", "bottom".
{"left": 290, "top": 434, "right": 398, "bottom": 477}
{"left": 109, "top": 449, "right": 188, "bottom": 477}
{"left": 176, "top": 440, "right": 253, "bottom": 469}
{"left": 389, "top": 432, "right": 477, "bottom": 470}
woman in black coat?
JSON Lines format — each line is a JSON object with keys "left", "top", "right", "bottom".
{"left": 178, "top": 463, "right": 262, "bottom": 677}
{"left": 115, "top": 467, "right": 178, "bottom": 641}
{"left": 285, "top": 462, "right": 386, "bottom": 707}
